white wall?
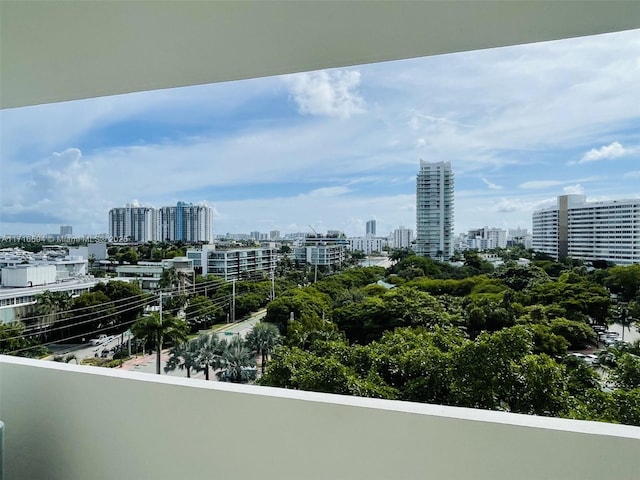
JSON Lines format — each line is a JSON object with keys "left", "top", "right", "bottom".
{"left": 0, "top": 264, "right": 57, "bottom": 287}
{"left": 1, "top": 356, "right": 638, "bottom": 480}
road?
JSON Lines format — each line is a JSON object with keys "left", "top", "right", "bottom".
{"left": 46, "top": 308, "right": 267, "bottom": 374}
{"left": 117, "top": 309, "right": 267, "bottom": 377}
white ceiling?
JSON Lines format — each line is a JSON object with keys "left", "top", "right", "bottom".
{"left": 1, "top": 1, "right": 639, "bottom": 109}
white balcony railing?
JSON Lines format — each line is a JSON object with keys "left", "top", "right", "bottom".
{"left": 0, "top": 354, "right": 638, "bottom": 480}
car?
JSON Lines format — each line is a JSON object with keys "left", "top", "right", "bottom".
{"left": 90, "top": 335, "right": 109, "bottom": 346}
{"left": 584, "top": 354, "right": 600, "bottom": 365}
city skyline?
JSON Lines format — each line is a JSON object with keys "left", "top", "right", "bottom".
{"left": 1, "top": 30, "right": 639, "bottom": 237}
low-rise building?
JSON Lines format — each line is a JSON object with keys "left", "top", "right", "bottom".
{"left": 189, "top": 246, "right": 277, "bottom": 281}
{"left": 348, "top": 237, "right": 387, "bottom": 255}
{"left": 294, "top": 235, "right": 348, "bottom": 267}
{"left": 0, "top": 277, "right": 108, "bottom": 324}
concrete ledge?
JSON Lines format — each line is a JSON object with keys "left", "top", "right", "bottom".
{"left": 1, "top": 355, "right": 638, "bottom": 480}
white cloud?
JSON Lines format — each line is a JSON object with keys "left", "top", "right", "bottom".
{"left": 493, "top": 197, "right": 556, "bottom": 214}
{"left": 308, "top": 186, "right": 351, "bottom": 197}
{"left": 481, "top": 178, "right": 502, "bottom": 190}
{"left": 1, "top": 148, "right": 107, "bottom": 231}
{"left": 563, "top": 184, "right": 585, "bottom": 195}
{"left": 624, "top": 170, "right": 640, "bottom": 179}
{"left": 519, "top": 180, "right": 564, "bottom": 189}
{"left": 284, "top": 70, "right": 365, "bottom": 118}
{"left": 576, "top": 141, "right": 627, "bottom": 164}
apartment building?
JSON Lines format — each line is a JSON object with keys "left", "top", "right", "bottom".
{"left": 415, "top": 160, "right": 454, "bottom": 259}
{"left": 390, "top": 227, "right": 414, "bottom": 249}
{"left": 465, "top": 226, "right": 507, "bottom": 250}
{"left": 294, "top": 235, "right": 348, "bottom": 267}
{"left": 108, "top": 205, "right": 158, "bottom": 242}
{"left": 532, "top": 194, "right": 640, "bottom": 265}
{"left": 348, "top": 236, "right": 387, "bottom": 255}
{"left": 109, "top": 202, "right": 213, "bottom": 243}
{"left": 196, "top": 247, "right": 277, "bottom": 281}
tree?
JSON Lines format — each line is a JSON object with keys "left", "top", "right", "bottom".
{"left": 265, "top": 288, "right": 331, "bottom": 334}
{"left": 131, "top": 312, "right": 189, "bottom": 374}
{"left": 450, "top": 326, "right": 533, "bottom": 410}
{"left": 185, "top": 295, "right": 222, "bottom": 330}
{"left": 605, "top": 265, "right": 640, "bottom": 302}
{"left": 610, "top": 353, "right": 640, "bottom": 390}
{"left": 92, "top": 280, "right": 146, "bottom": 325}
{"left": 549, "top": 318, "right": 596, "bottom": 349}
{"left": 67, "top": 291, "right": 115, "bottom": 340}
{"left": 87, "top": 253, "right": 97, "bottom": 271}
{"left": 159, "top": 267, "right": 178, "bottom": 290}
{"left": 164, "top": 339, "right": 200, "bottom": 378}
{"left": 218, "top": 335, "right": 256, "bottom": 383}
{"left": 194, "top": 333, "right": 225, "bottom": 380}
{"left": 246, "top": 322, "right": 280, "bottom": 374}
{"left": 0, "top": 321, "right": 48, "bottom": 358}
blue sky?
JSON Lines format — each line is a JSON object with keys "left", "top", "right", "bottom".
{"left": 1, "top": 29, "right": 639, "bottom": 238}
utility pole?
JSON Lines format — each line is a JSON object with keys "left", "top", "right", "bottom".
{"left": 271, "top": 267, "right": 275, "bottom": 300}
{"left": 231, "top": 279, "right": 236, "bottom": 323}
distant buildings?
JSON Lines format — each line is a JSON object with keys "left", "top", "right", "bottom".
{"left": 348, "top": 237, "right": 387, "bottom": 255}
{"left": 415, "top": 160, "right": 454, "bottom": 259}
{"left": 459, "top": 226, "right": 507, "bottom": 251}
{"left": 532, "top": 194, "right": 640, "bottom": 265}
{"left": 108, "top": 202, "right": 213, "bottom": 243}
{"left": 159, "top": 202, "right": 213, "bottom": 243}
{"left": 109, "top": 205, "right": 158, "bottom": 242}
{"left": 507, "top": 228, "right": 533, "bottom": 249}
{"left": 366, "top": 220, "right": 376, "bottom": 236}
{"left": 59, "top": 225, "right": 73, "bottom": 237}
{"left": 390, "top": 227, "right": 414, "bottom": 249}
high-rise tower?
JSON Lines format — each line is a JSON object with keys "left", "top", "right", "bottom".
{"left": 366, "top": 219, "right": 376, "bottom": 236}
{"left": 415, "top": 160, "right": 454, "bottom": 259}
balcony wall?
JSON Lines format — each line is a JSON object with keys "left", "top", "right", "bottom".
{"left": 0, "top": 355, "right": 638, "bottom": 480}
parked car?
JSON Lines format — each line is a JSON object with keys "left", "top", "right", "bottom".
{"left": 584, "top": 354, "right": 600, "bottom": 365}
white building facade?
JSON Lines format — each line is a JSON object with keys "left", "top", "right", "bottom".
{"left": 348, "top": 237, "right": 387, "bottom": 255}
{"left": 198, "top": 247, "right": 277, "bottom": 281}
{"left": 390, "top": 227, "right": 414, "bottom": 249}
{"left": 415, "top": 160, "right": 454, "bottom": 259}
{"left": 109, "top": 205, "right": 158, "bottom": 242}
{"left": 533, "top": 195, "right": 640, "bottom": 265}
{"left": 465, "top": 226, "right": 507, "bottom": 250}
{"left": 109, "top": 202, "right": 213, "bottom": 243}
{"left": 293, "top": 236, "right": 348, "bottom": 267}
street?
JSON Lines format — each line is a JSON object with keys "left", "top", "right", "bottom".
{"left": 118, "top": 309, "right": 266, "bottom": 378}
{"left": 46, "top": 308, "right": 267, "bottom": 380}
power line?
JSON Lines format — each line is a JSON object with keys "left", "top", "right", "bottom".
{"left": 2, "top": 297, "right": 153, "bottom": 343}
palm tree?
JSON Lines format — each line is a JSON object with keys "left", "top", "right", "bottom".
{"left": 217, "top": 335, "right": 256, "bottom": 383}
{"left": 194, "top": 333, "right": 225, "bottom": 380}
{"left": 159, "top": 266, "right": 178, "bottom": 290}
{"left": 131, "top": 312, "right": 189, "bottom": 374}
{"left": 164, "top": 339, "right": 200, "bottom": 378}
{"left": 245, "top": 322, "right": 280, "bottom": 375}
